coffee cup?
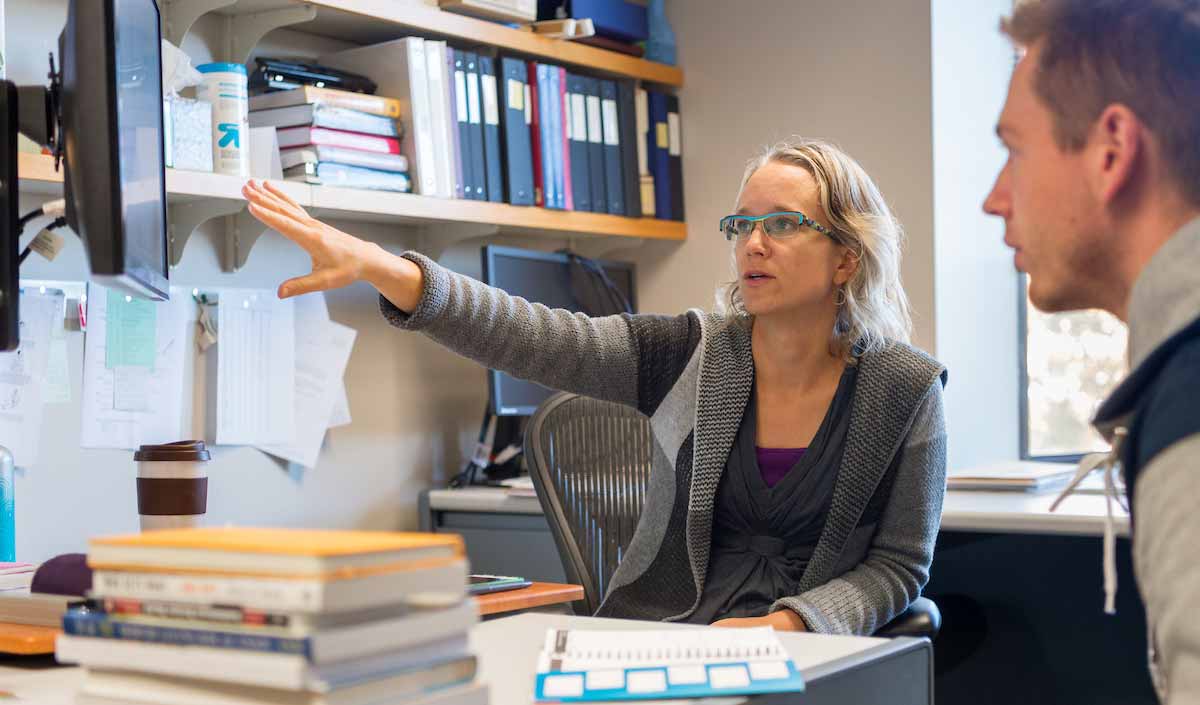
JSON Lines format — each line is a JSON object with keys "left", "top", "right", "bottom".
{"left": 135, "top": 440, "right": 211, "bottom": 531}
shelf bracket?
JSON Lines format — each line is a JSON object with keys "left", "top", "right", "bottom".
{"left": 222, "top": 209, "right": 270, "bottom": 272}
{"left": 567, "top": 236, "right": 646, "bottom": 260}
{"left": 221, "top": 4, "right": 319, "bottom": 65}
{"left": 160, "top": 0, "right": 237, "bottom": 48}
{"left": 417, "top": 223, "right": 501, "bottom": 261}
{"left": 167, "top": 199, "right": 245, "bottom": 267}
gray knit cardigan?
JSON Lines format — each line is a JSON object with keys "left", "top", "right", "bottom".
{"left": 382, "top": 252, "right": 949, "bottom": 636}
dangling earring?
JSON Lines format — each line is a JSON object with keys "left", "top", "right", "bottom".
{"left": 835, "top": 287, "right": 847, "bottom": 307}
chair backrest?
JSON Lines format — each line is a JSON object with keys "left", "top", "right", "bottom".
{"left": 524, "top": 392, "right": 654, "bottom": 614}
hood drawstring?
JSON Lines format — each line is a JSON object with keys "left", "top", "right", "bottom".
{"left": 1049, "top": 428, "right": 1129, "bottom": 615}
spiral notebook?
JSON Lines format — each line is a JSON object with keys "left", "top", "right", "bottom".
{"left": 534, "top": 627, "right": 805, "bottom": 702}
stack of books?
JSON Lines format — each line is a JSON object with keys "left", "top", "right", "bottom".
{"left": 250, "top": 86, "right": 413, "bottom": 193}
{"left": 320, "top": 39, "right": 685, "bottom": 220}
{"left": 56, "top": 527, "right": 486, "bottom": 705}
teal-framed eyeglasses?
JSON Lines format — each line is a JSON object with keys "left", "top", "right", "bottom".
{"left": 719, "top": 211, "right": 833, "bottom": 242}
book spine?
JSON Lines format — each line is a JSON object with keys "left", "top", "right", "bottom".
{"left": 310, "top": 128, "right": 400, "bottom": 154}
{"left": 92, "top": 571, "right": 320, "bottom": 612}
{"left": 103, "top": 597, "right": 294, "bottom": 628}
{"left": 313, "top": 91, "right": 402, "bottom": 118}
{"left": 63, "top": 611, "right": 311, "bottom": 658}
{"left": 312, "top": 147, "right": 409, "bottom": 173}
{"left": 311, "top": 105, "right": 400, "bottom": 137}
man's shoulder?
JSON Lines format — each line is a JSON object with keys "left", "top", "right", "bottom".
{"left": 1134, "top": 335, "right": 1200, "bottom": 468}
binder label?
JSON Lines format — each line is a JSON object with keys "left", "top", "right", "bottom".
{"left": 602, "top": 99, "right": 620, "bottom": 146}
{"left": 586, "top": 95, "right": 603, "bottom": 144}
{"left": 571, "top": 94, "right": 587, "bottom": 142}
{"left": 524, "top": 84, "right": 533, "bottom": 125}
{"left": 455, "top": 71, "right": 468, "bottom": 122}
{"left": 668, "top": 113, "right": 682, "bottom": 157}
{"left": 468, "top": 75, "right": 482, "bottom": 125}
{"left": 482, "top": 74, "right": 500, "bottom": 126}
{"left": 508, "top": 79, "right": 525, "bottom": 112}
{"left": 656, "top": 122, "right": 669, "bottom": 149}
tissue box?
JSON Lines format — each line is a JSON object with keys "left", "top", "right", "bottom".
{"left": 163, "top": 96, "right": 213, "bottom": 172}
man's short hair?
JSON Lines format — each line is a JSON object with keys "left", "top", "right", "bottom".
{"left": 1003, "top": 0, "right": 1200, "bottom": 204}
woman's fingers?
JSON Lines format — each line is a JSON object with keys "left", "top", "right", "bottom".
{"left": 247, "top": 202, "right": 322, "bottom": 251}
{"left": 243, "top": 180, "right": 306, "bottom": 222}
{"left": 278, "top": 268, "right": 347, "bottom": 298}
{"left": 261, "top": 180, "right": 306, "bottom": 213}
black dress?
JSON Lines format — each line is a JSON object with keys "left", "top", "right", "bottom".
{"left": 686, "top": 365, "right": 858, "bottom": 624}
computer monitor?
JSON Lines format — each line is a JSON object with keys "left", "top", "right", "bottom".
{"left": 0, "top": 0, "right": 168, "bottom": 350}
{"left": 481, "top": 245, "right": 637, "bottom": 416}
{"left": 59, "top": 0, "right": 169, "bottom": 301}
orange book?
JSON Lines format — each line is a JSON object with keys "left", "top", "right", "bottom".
{"left": 88, "top": 527, "right": 464, "bottom": 580}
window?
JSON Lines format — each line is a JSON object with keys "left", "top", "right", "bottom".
{"left": 1019, "top": 276, "right": 1128, "bottom": 460}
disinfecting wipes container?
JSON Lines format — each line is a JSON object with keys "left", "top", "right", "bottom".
{"left": 196, "top": 62, "right": 250, "bottom": 177}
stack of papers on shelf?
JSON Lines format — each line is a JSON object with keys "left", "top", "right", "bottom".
{"left": 535, "top": 627, "right": 805, "bottom": 702}
{"left": 948, "top": 462, "right": 1078, "bottom": 492}
{"left": 57, "top": 527, "right": 487, "bottom": 705}
{"left": 500, "top": 475, "right": 537, "bottom": 498}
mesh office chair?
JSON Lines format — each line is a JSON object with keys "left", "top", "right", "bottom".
{"left": 524, "top": 392, "right": 941, "bottom": 640}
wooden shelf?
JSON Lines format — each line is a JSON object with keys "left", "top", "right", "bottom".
{"left": 18, "top": 154, "right": 684, "bottom": 247}
{"left": 209, "top": 0, "right": 683, "bottom": 87}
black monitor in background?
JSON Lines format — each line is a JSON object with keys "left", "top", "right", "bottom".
{"left": 0, "top": 0, "right": 168, "bottom": 350}
{"left": 481, "top": 245, "right": 637, "bottom": 416}
{"left": 59, "top": 0, "right": 169, "bottom": 300}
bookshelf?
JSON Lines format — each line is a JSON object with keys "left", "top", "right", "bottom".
{"left": 17, "top": 154, "right": 685, "bottom": 253}
{"left": 170, "top": 0, "right": 683, "bottom": 87}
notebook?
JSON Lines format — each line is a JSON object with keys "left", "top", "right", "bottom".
{"left": 534, "top": 627, "right": 805, "bottom": 702}
{"left": 947, "top": 462, "right": 1077, "bottom": 492}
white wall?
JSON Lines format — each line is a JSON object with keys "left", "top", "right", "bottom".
{"left": 6, "top": 0, "right": 574, "bottom": 561}
{"left": 654, "top": 0, "right": 936, "bottom": 350}
{"left": 932, "top": 0, "right": 1019, "bottom": 469}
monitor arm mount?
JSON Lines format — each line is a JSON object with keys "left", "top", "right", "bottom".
{"left": 16, "top": 53, "right": 63, "bottom": 158}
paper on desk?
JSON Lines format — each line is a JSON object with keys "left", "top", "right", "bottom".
{"left": 81, "top": 284, "right": 191, "bottom": 450}
{"left": 0, "top": 292, "right": 60, "bottom": 468}
{"left": 44, "top": 314, "right": 70, "bottom": 404}
{"left": 258, "top": 312, "right": 356, "bottom": 468}
{"left": 215, "top": 289, "right": 295, "bottom": 446}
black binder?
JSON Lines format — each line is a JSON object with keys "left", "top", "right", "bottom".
{"left": 499, "top": 57, "right": 535, "bottom": 206}
{"left": 583, "top": 77, "right": 608, "bottom": 214}
{"left": 566, "top": 73, "right": 592, "bottom": 212}
{"left": 616, "top": 80, "right": 641, "bottom": 218}
{"left": 599, "top": 80, "right": 625, "bottom": 216}
{"left": 666, "top": 93, "right": 684, "bottom": 221}
{"left": 465, "top": 52, "right": 488, "bottom": 201}
{"left": 647, "top": 90, "right": 671, "bottom": 220}
{"left": 452, "top": 50, "right": 473, "bottom": 200}
{"left": 478, "top": 54, "right": 505, "bottom": 203}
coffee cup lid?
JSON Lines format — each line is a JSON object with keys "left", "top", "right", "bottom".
{"left": 134, "top": 440, "right": 211, "bottom": 462}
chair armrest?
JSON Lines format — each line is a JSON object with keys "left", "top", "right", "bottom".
{"left": 874, "top": 597, "right": 941, "bottom": 640}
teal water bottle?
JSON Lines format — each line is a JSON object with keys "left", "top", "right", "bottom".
{"left": 0, "top": 447, "right": 14, "bottom": 561}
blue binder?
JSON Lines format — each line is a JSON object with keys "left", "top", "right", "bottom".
{"left": 536, "top": 64, "right": 558, "bottom": 209}
{"left": 566, "top": 73, "right": 592, "bottom": 212}
{"left": 599, "top": 79, "right": 625, "bottom": 216}
{"left": 647, "top": 90, "right": 672, "bottom": 220}
{"left": 465, "top": 52, "right": 488, "bottom": 201}
{"left": 499, "top": 57, "right": 534, "bottom": 206}
{"left": 548, "top": 66, "right": 566, "bottom": 210}
{"left": 584, "top": 77, "right": 608, "bottom": 214}
{"left": 479, "top": 55, "right": 505, "bottom": 203}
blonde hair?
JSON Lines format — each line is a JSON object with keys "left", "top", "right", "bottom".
{"left": 721, "top": 138, "right": 913, "bottom": 357}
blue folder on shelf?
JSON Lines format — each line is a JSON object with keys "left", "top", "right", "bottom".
{"left": 479, "top": 54, "right": 505, "bottom": 203}
{"left": 499, "top": 56, "right": 535, "bottom": 206}
{"left": 646, "top": 90, "right": 672, "bottom": 221}
{"left": 599, "top": 79, "right": 625, "bottom": 216}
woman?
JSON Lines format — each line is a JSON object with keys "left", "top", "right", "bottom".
{"left": 242, "top": 138, "right": 947, "bottom": 635}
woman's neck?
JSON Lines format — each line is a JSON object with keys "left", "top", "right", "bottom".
{"left": 751, "top": 311, "right": 842, "bottom": 390}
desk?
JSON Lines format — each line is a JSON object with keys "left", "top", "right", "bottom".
{"left": 941, "top": 489, "right": 1129, "bottom": 537}
{"left": 475, "top": 582, "right": 584, "bottom": 617}
{"left": 0, "top": 614, "right": 932, "bottom": 705}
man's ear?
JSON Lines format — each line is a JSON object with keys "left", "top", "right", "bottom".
{"left": 1091, "top": 103, "right": 1143, "bottom": 204}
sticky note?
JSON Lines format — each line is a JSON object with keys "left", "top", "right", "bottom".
{"left": 709, "top": 664, "right": 751, "bottom": 689}
{"left": 105, "top": 289, "right": 156, "bottom": 369}
{"left": 542, "top": 674, "right": 584, "bottom": 698}
{"left": 748, "top": 661, "right": 791, "bottom": 681}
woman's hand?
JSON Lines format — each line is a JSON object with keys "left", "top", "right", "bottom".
{"left": 241, "top": 179, "right": 424, "bottom": 311}
{"left": 711, "top": 610, "right": 807, "bottom": 631}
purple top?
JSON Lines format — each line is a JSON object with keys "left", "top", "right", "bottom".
{"left": 755, "top": 447, "right": 807, "bottom": 488}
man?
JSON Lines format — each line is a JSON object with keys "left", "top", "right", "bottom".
{"left": 984, "top": 1, "right": 1200, "bottom": 702}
